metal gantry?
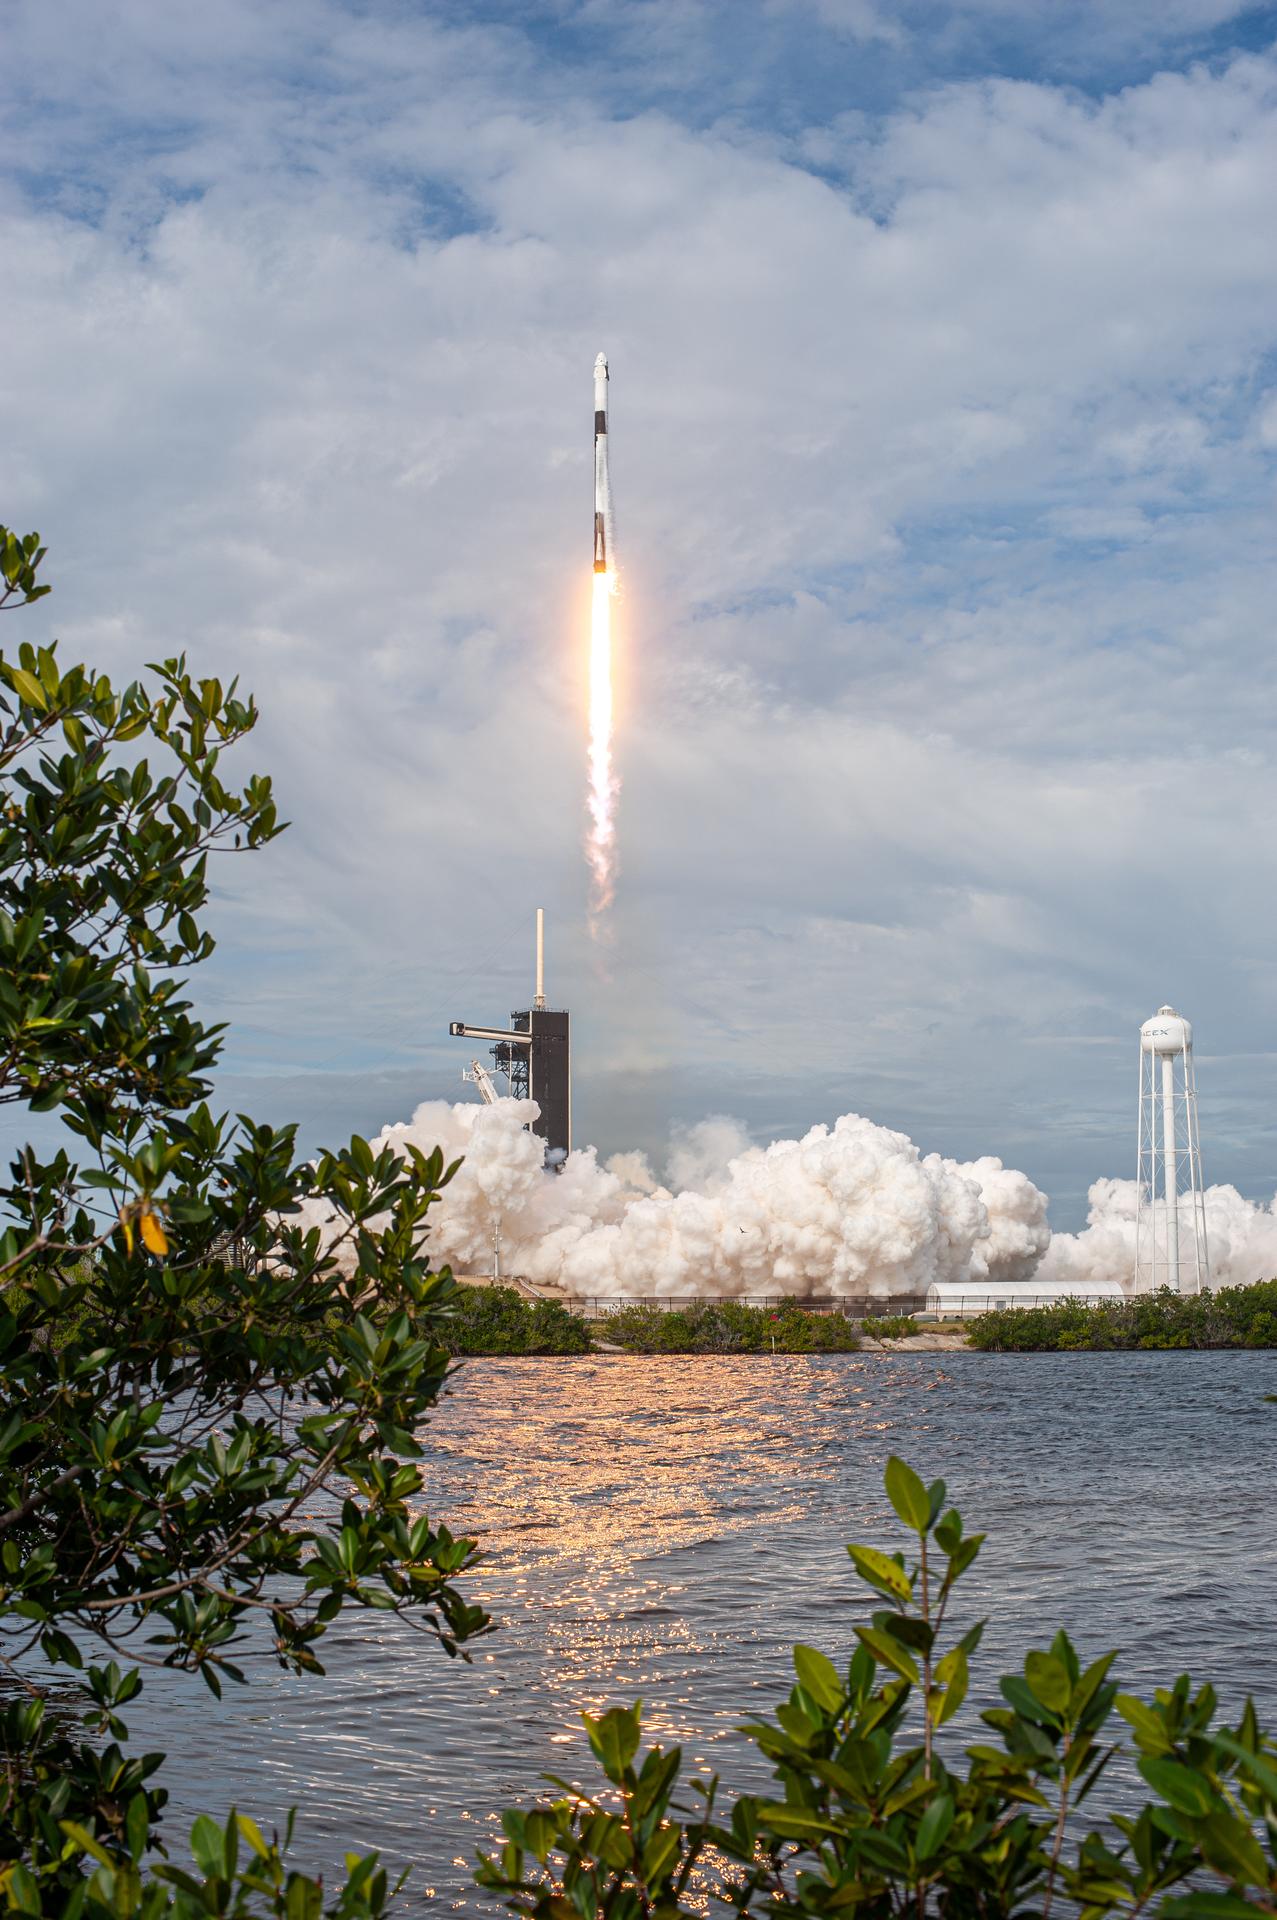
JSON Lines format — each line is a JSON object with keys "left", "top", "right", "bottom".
{"left": 448, "top": 908, "right": 572, "bottom": 1163}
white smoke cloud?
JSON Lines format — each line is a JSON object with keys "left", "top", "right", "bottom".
{"left": 961, "top": 1154, "right": 1052, "bottom": 1286}
{"left": 602, "top": 1149, "right": 658, "bottom": 1195}
{"left": 1041, "top": 1177, "right": 1277, "bottom": 1293}
{"left": 299, "top": 1096, "right": 1277, "bottom": 1298}
{"left": 301, "top": 1098, "right": 1053, "bottom": 1300}
{"left": 665, "top": 1116, "right": 754, "bottom": 1196}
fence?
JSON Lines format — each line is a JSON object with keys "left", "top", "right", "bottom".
{"left": 925, "top": 1293, "right": 1126, "bottom": 1318}
{"left": 543, "top": 1292, "right": 1130, "bottom": 1320}
{"left": 555, "top": 1294, "right": 927, "bottom": 1319}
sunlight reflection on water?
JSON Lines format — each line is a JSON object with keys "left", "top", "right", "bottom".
{"left": 127, "top": 1351, "right": 1277, "bottom": 1911}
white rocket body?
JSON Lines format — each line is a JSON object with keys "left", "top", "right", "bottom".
{"left": 593, "top": 352, "right": 612, "bottom": 574}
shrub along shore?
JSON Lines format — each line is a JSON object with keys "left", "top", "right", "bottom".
{"left": 966, "top": 1279, "right": 1277, "bottom": 1350}
{"left": 441, "top": 1288, "right": 861, "bottom": 1354}
{"left": 442, "top": 1282, "right": 1277, "bottom": 1354}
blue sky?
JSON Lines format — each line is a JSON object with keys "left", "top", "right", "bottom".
{"left": 4, "top": 0, "right": 1277, "bottom": 1228}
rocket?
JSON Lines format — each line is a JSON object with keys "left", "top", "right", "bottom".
{"left": 593, "top": 351, "right": 611, "bottom": 574}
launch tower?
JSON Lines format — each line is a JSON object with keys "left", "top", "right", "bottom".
{"left": 449, "top": 909, "right": 572, "bottom": 1163}
{"left": 1134, "top": 1004, "right": 1209, "bottom": 1294}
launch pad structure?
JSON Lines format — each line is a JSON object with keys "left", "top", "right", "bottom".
{"left": 449, "top": 908, "right": 572, "bottom": 1163}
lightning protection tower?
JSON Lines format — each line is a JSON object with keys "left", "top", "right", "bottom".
{"left": 1135, "top": 1005, "right": 1209, "bottom": 1294}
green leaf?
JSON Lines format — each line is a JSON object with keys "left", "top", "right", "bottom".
{"left": 125, "top": 1791, "right": 150, "bottom": 1860}
{"left": 1138, "top": 1757, "right": 1218, "bottom": 1817}
{"left": 4, "top": 1864, "right": 41, "bottom": 1916}
{"left": 523, "top": 1810, "right": 559, "bottom": 1860}
{"left": 932, "top": 1645, "right": 969, "bottom": 1726}
{"left": 1214, "top": 1731, "right": 1277, "bottom": 1802}
{"left": 881, "top": 1612, "right": 934, "bottom": 1654}
{"left": 794, "top": 1643, "right": 844, "bottom": 1712}
{"left": 848, "top": 1542, "right": 914, "bottom": 1603}
{"left": 933, "top": 1509, "right": 963, "bottom": 1555}
{"left": 59, "top": 1821, "right": 115, "bottom": 1869}
{"left": 756, "top": 1804, "right": 843, "bottom": 1840}
{"left": 884, "top": 1456, "right": 931, "bottom": 1531}
{"left": 236, "top": 1812, "right": 270, "bottom": 1859}
{"left": 189, "top": 1812, "right": 228, "bottom": 1878}
{"left": 1116, "top": 1693, "right": 1173, "bottom": 1752}
{"left": 1025, "top": 1650, "right": 1072, "bottom": 1714}
{"left": 284, "top": 1872, "right": 322, "bottom": 1920}
{"left": 946, "top": 1534, "right": 984, "bottom": 1579}
{"left": 641, "top": 1825, "right": 681, "bottom": 1884}
{"left": 999, "top": 1673, "right": 1040, "bottom": 1717}
{"left": 584, "top": 1705, "right": 641, "bottom": 1782}
{"left": 855, "top": 1626, "right": 920, "bottom": 1685}
{"left": 915, "top": 1792, "right": 955, "bottom": 1859}
{"left": 1195, "top": 1808, "right": 1270, "bottom": 1885}
{"left": 9, "top": 667, "right": 48, "bottom": 711}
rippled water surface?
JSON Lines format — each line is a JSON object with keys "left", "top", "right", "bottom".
{"left": 130, "top": 1352, "right": 1277, "bottom": 1908}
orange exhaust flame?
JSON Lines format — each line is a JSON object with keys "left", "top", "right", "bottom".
{"left": 587, "top": 569, "right": 618, "bottom": 927}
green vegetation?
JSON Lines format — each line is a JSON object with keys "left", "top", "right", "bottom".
{"left": 0, "top": 531, "right": 484, "bottom": 1913}
{"left": 442, "top": 1285, "right": 591, "bottom": 1355}
{"left": 860, "top": 1313, "right": 917, "bottom": 1341}
{"left": 481, "top": 1454, "right": 1277, "bottom": 1920}
{"left": 602, "top": 1296, "right": 860, "bottom": 1352}
{"left": 969, "top": 1280, "right": 1277, "bottom": 1350}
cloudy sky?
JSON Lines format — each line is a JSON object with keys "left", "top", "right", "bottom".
{"left": 5, "top": 0, "right": 1277, "bottom": 1226}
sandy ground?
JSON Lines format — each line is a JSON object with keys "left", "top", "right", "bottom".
{"left": 860, "top": 1331, "right": 970, "bottom": 1351}
{"left": 590, "top": 1331, "right": 971, "bottom": 1353}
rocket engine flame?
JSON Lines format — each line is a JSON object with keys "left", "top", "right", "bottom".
{"left": 587, "top": 568, "right": 618, "bottom": 922}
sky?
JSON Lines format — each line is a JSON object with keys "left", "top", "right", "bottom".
{"left": 4, "top": 0, "right": 1277, "bottom": 1229}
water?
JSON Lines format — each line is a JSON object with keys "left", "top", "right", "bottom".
{"left": 125, "top": 1351, "right": 1277, "bottom": 1908}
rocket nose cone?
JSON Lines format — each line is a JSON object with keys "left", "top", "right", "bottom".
{"left": 594, "top": 352, "right": 608, "bottom": 374}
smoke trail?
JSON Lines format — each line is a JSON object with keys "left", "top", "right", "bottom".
{"left": 586, "top": 569, "right": 618, "bottom": 925}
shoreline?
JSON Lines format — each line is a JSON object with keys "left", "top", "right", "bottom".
{"left": 441, "top": 1281, "right": 1277, "bottom": 1355}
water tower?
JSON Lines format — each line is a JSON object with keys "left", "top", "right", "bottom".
{"left": 1135, "top": 1005, "right": 1209, "bottom": 1294}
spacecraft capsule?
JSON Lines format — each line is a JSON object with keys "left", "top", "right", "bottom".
{"left": 593, "top": 351, "right": 611, "bottom": 574}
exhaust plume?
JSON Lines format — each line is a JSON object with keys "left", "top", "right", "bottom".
{"left": 586, "top": 569, "right": 618, "bottom": 924}
{"left": 300, "top": 1099, "right": 1051, "bottom": 1300}
{"left": 297, "top": 1094, "right": 1277, "bottom": 1299}
{"left": 1040, "top": 1177, "right": 1277, "bottom": 1293}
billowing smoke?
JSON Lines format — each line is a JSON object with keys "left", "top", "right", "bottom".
{"left": 296, "top": 1093, "right": 1277, "bottom": 1297}
{"left": 665, "top": 1117, "right": 753, "bottom": 1196}
{"left": 1040, "top": 1178, "right": 1277, "bottom": 1293}
{"left": 302, "top": 1099, "right": 1051, "bottom": 1300}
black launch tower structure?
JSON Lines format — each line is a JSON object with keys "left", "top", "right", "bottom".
{"left": 448, "top": 911, "right": 572, "bottom": 1163}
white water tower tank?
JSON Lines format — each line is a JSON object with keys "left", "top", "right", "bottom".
{"left": 1141, "top": 1007, "right": 1192, "bottom": 1056}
